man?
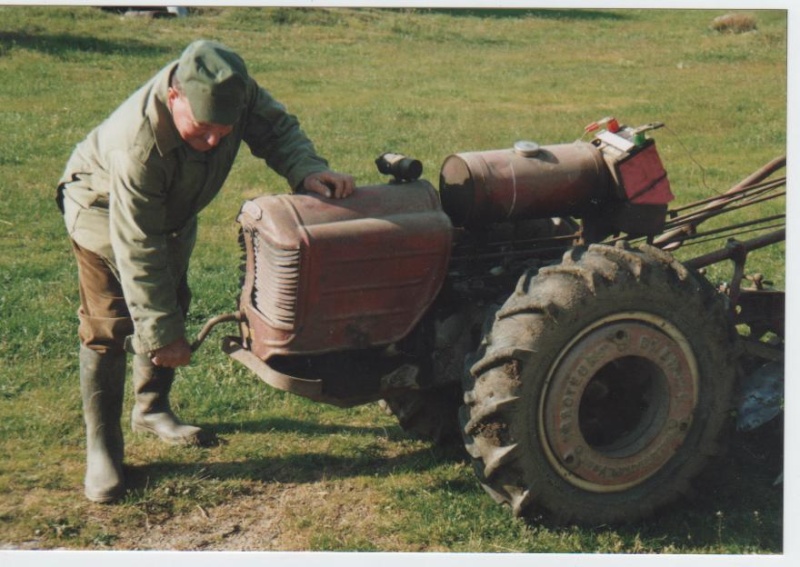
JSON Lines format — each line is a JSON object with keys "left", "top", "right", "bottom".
{"left": 57, "top": 40, "right": 355, "bottom": 503}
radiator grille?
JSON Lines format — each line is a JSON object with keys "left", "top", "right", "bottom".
{"left": 251, "top": 232, "right": 301, "bottom": 328}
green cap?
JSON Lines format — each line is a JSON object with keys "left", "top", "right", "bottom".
{"left": 175, "top": 40, "right": 248, "bottom": 126}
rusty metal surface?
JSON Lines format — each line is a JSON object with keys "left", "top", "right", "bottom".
{"left": 439, "top": 141, "right": 609, "bottom": 227}
{"left": 682, "top": 229, "right": 785, "bottom": 271}
{"left": 222, "top": 336, "right": 422, "bottom": 407}
{"left": 540, "top": 314, "right": 699, "bottom": 492}
{"left": 237, "top": 181, "right": 453, "bottom": 360}
{"left": 222, "top": 336, "right": 324, "bottom": 400}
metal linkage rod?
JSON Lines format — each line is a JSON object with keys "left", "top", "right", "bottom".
{"left": 655, "top": 156, "right": 786, "bottom": 249}
{"left": 682, "top": 229, "right": 786, "bottom": 271}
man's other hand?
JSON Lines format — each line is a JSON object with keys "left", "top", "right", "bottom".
{"left": 151, "top": 336, "right": 192, "bottom": 368}
{"left": 302, "top": 170, "right": 355, "bottom": 199}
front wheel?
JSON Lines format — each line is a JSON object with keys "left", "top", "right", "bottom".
{"left": 379, "top": 384, "right": 463, "bottom": 444}
{"left": 461, "top": 242, "right": 738, "bottom": 524}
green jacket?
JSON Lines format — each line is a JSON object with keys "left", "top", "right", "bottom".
{"left": 59, "top": 60, "right": 329, "bottom": 354}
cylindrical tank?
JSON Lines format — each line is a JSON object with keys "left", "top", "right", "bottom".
{"left": 439, "top": 141, "right": 610, "bottom": 227}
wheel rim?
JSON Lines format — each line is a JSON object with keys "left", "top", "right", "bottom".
{"left": 538, "top": 312, "right": 699, "bottom": 493}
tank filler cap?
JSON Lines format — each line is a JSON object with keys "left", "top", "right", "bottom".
{"left": 514, "top": 140, "right": 541, "bottom": 157}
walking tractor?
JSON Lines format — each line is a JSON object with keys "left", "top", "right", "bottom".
{"left": 193, "top": 118, "right": 786, "bottom": 524}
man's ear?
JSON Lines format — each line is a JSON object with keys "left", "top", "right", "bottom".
{"left": 166, "top": 87, "right": 179, "bottom": 111}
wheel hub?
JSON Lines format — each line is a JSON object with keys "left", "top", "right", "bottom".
{"left": 540, "top": 313, "right": 699, "bottom": 493}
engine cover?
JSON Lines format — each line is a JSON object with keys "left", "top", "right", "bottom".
{"left": 237, "top": 181, "right": 453, "bottom": 361}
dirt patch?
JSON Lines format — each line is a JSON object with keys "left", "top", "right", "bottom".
{"left": 118, "top": 484, "right": 284, "bottom": 550}
{"left": 106, "top": 480, "right": 395, "bottom": 551}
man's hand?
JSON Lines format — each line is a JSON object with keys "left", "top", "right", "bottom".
{"left": 150, "top": 336, "right": 192, "bottom": 368}
{"left": 302, "top": 170, "right": 355, "bottom": 199}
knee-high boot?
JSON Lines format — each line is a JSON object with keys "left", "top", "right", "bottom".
{"left": 130, "top": 354, "right": 203, "bottom": 446}
{"left": 80, "top": 345, "right": 126, "bottom": 503}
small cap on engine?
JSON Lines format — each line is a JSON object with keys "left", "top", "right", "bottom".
{"left": 514, "top": 140, "right": 541, "bottom": 157}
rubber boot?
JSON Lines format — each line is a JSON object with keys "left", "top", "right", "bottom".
{"left": 131, "top": 354, "right": 203, "bottom": 446}
{"left": 80, "top": 345, "right": 126, "bottom": 503}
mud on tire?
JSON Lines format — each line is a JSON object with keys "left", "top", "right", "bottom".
{"left": 460, "top": 242, "right": 738, "bottom": 524}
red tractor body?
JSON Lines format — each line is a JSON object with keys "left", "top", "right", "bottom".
{"left": 204, "top": 120, "right": 784, "bottom": 525}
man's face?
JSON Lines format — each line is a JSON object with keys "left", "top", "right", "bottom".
{"left": 168, "top": 87, "right": 234, "bottom": 153}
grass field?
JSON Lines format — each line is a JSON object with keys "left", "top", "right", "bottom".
{"left": 0, "top": 5, "right": 788, "bottom": 557}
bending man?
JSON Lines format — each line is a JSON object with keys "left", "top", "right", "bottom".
{"left": 57, "top": 40, "right": 355, "bottom": 503}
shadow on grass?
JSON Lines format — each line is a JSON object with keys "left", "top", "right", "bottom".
{"left": 0, "top": 31, "right": 169, "bottom": 59}
{"left": 124, "top": 415, "right": 466, "bottom": 486}
{"left": 123, "top": 415, "right": 782, "bottom": 552}
{"left": 531, "top": 419, "right": 784, "bottom": 552}
{"left": 205, "top": 416, "right": 409, "bottom": 440}
{"left": 125, "top": 445, "right": 461, "bottom": 488}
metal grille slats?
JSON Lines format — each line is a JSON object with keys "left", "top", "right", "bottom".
{"left": 252, "top": 232, "right": 300, "bottom": 327}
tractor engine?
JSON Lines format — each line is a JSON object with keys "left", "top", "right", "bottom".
{"left": 229, "top": 121, "right": 675, "bottom": 406}
{"left": 235, "top": 181, "right": 452, "bottom": 362}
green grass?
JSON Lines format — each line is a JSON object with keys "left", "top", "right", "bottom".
{"left": 0, "top": 6, "right": 787, "bottom": 554}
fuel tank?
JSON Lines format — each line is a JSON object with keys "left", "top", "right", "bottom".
{"left": 439, "top": 141, "right": 610, "bottom": 227}
{"left": 237, "top": 181, "right": 453, "bottom": 361}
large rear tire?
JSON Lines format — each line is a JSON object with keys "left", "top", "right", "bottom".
{"left": 460, "top": 242, "right": 738, "bottom": 524}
